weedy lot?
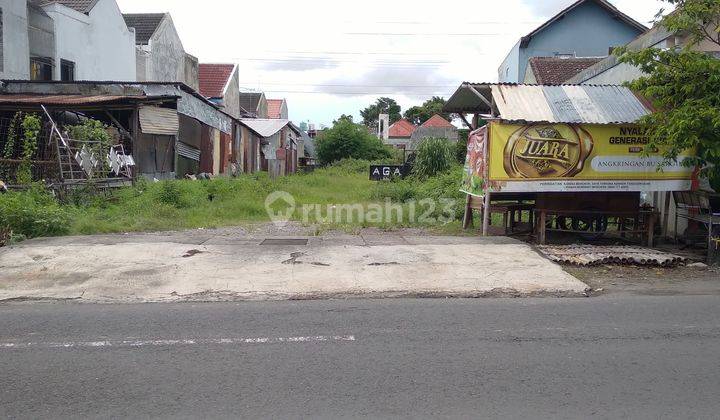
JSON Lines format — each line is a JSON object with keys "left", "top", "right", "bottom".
{"left": 0, "top": 160, "right": 471, "bottom": 241}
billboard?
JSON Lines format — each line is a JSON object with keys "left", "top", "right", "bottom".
{"left": 462, "top": 122, "right": 694, "bottom": 196}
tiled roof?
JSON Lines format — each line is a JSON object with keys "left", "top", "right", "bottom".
{"left": 266, "top": 99, "right": 285, "bottom": 119}
{"left": 388, "top": 119, "right": 417, "bottom": 138}
{"left": 239, "top": 92, "right": 263, "bottom": 113}
{"left": 123, "top": 13, "right": 166, "bottom": 45}
{"left": 198, "top": 64, "right": 236, "bottom": 99}
{"left": 420, "top": 114, "right": 454, "bottom": 128}
{"left": 39, "top": 0, "right": 99, "bottom": 13}
{"left": 528, "top": 57, "right": 604, "bottom": 84}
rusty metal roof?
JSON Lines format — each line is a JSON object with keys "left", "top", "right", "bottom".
{"left": 444, "top": 83, "right": 653, "bottom": 124}
{"left": 0, "top": 94, "right": 176, "bottom": 106}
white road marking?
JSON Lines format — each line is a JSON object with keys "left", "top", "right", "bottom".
{"left": 0, "top": 335, "right": 356, "bottom": 350}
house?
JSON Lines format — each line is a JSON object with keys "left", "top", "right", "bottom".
{"left": 239, "top": 91, "right": 268, "bottom": 118}
{"left": 386, "top": 119, "right": 416, "bottom": 149}
{"left": 498, "top": 0, "right": 646, "bottom": 83}
{"left": 298, "top": 129, "right": 316, "bottom": 167}
{"left": 239, "top": 118, "right": 301, "bottom": 177}
{"left": 1, "top": 0, "right": 136, "bottom": 81}
{"left": 412, "top": 114, "right": 459, "bottom": 143}
{"left": 266, "top": 98, "right": 288, "bottom": 119}
{"left": 385, "top": 115, "right": 458, "bottom": 150}
{"left": 198, "top": 63, "right": 241, "bottom": 119}
{"left": 0, "top": 80, "right": 236, "bottom": 180}
{"left": 123, "top": 12, "right": 199, "bottom": 91}
{"left": 567, "top": 20, "right": 720, "bottom": 84}
{"left": 524, "top": 56, "right": 604, "bottom": 84}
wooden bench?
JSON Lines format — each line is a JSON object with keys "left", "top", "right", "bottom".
{"left": 463, "top": 194, "right": 536, "bottom": 235}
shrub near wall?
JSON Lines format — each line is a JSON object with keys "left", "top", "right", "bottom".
{"left": 412, "top": 138, "right": 455, "bottom": 179}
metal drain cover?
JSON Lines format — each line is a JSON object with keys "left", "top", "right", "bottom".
{"left": 260, "top": 238, "right": 309, "bottom": 246}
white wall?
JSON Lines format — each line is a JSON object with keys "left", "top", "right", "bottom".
{"left": 137, "top": 15, "right": 198, "bottom": 90}
{"left": 0, "top": 0, "right": 30, "bottom": 79}
{"left": 44, "top": 0, "right": 135, "bottom": 81}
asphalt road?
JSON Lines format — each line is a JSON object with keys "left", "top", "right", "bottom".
{"left": 2, "top": 297, "right": 720, "bottom": 419}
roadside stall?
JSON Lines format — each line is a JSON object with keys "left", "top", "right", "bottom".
{"left": 444, "top": 83, "right": 697, "bottom": 247}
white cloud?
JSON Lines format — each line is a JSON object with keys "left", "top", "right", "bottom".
{"left": 116, "top": 0, "right": 667, "bottom": 126}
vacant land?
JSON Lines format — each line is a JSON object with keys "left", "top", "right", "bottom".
{"left": 1, "top": 160, "right": 474, "bottom": 240}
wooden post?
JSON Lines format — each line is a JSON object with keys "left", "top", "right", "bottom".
{"left": 538, "top": 210, "right": 547, "bottom": 244}
{"left": 130, "top": 106, "right": 140, "bottom": 183}
{"left": 462, "top": 194, "right": 473, "bottom": 230}
{"left": 482, "top": 193, "right": 491, "bottom": 236}
{"left": 662, "top": 191, "right": 672, "bottom": 240}
{"left": 647, "top": 213, "right": 656, "bottom": 247}
{"left": 458, "top": 114, "right": 474, "bottom": 130}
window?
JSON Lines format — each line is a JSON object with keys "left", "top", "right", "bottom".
{"left": 61, "top": 59, "right": 75, "bottom": 81}
{"left": 30, "top": 57, "right": 53, "bottom": 81}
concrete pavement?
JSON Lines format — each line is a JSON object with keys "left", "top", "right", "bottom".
{"left": 2, "top": 297, "right": 720, "bottom": 418}
{"left": 0, "top": 228, "right": 588, "bottom": 302}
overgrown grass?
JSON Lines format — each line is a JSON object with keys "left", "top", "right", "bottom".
{"left": 1, "top": 159, "right": 470, "bottom": 239}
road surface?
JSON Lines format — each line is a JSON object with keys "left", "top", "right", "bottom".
{"left": 2, "top": 296, "right": 720, "bottom": 419}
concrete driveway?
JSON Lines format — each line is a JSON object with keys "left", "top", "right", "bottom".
{"left": 0, "top": 227, "right": 589, "bottom": 303}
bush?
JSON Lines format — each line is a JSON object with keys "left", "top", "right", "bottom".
{"left": 0, "top": 186, "right": 71, "bottom": 238}
{"left": 455, "top": 129, "right": 469, "bottom": 164}
{"left": 371, "top": 179, "right": 418, "bottom": 203}
{"left": 413, "top": 138, "right": 455, "bottom": 179}
{"left": 326, "top": 158, "right": 373, "bottom": 175}
{"left": 416, "top": 165, "right": 465, "bottom": 220}
{"left": 316, "top": 119, "right": 393, "bottom": 165}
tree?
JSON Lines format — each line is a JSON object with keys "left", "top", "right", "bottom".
{"left": 333, "top": 114, "right": 354, "bottom": 124}
{"left": 360, "top": 97, "right": 402, "bottom": 127}
{"left": 403, "top": 97, "right": 453, "bottom": 125}
{"left": 315, "top": 118, "right": 393, "bottom": 165}
{"left": 617, "top": 0, "right": 720, "bottom": 190}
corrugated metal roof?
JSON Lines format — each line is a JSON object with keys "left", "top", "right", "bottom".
{"left": 444, "top": 83, "right": 653, "bottom": 124}
{"left": 492, "top": 84, "right": 651, "bottom": 124}
{"left": 0, "top": 94, "right": 155, "bottom": 105}
{"left": 240, "top": 118, "right": 291, "bottom": 138}
{"left": 139, "top": 106, "right": 179, "bottom": 136}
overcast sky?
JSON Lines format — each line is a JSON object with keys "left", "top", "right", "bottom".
{"left": 116, "top": 0, "right": 667, "bottom": 127}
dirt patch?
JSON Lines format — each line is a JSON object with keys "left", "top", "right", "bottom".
{"left": 566, "top": 264, "right": 720, "bottom": 296}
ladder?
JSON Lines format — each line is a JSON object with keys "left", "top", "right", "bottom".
{"left": 41, "top": 105, "right": 87, "bottom": 182}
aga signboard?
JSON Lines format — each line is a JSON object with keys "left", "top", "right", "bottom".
{"left": 370, "top": 165, "right": 410, "bottom": 181}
